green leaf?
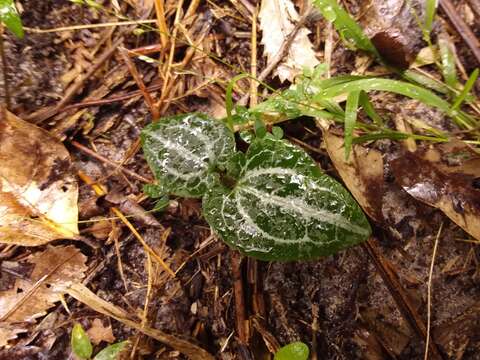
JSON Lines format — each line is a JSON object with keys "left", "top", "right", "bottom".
{"left": 452, "top": 68, "right": 479, "bottom": 110}
{"left": 424, "top": 0, "right": 437, "bottom": 38}
{"left": 313, "top": 0, "right": 379, "bottom": 57}
{"left": 226, "top": 73, "right": 250, "bottom": 130}
{"left": 272, "top": 126, "right": 284, "bottom": 139}
{"left": 203, "top": 136, "right": 371, "bottom": 261}
{"left": 0, "top": 0, "right": 24, "bottom": 38}
{"left": 402, "top": 70, "right": 449, "bottom": 94}
{"left": 274, "top": 342, "right": 310, "bottom": 360}
{"left": 71, "top": 323, "right": 93, "bottom": 360}
{"left": 314, "top": 77, "right": 474, "bottom": 128}
{"left": 152, "top": 195, "right": 170, "bottom": 212}
{"left": 93, "top": 341, "right": 129, "bottom": 360}
{"left": 254, "top": 118, "right": 267, "bottom": 138}
{"left": 141, "top": 113, "right": 236, "bottom": 198}
{"left": 438, "top": 37, "right": 457, "bottom": 90}
{"left": 359, "top": 91, "right": 383, "bottom": 125}
{"left": 344, "top": 90, "right": 360, "bottom": 160}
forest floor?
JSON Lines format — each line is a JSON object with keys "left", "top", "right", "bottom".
{"left": 1, "top": 0, "right": 480, "bottom": 359}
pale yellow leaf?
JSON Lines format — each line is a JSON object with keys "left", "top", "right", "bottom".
{"left": 259, "top": 0, "right": 319, "bottom": 82}
{"left": 0, "top": 111, "right": 79, "bottom": 246}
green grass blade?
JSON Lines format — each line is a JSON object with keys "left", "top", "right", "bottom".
{"left": 313, "top": 0, "right": 379, "bottom": 57}
{"left": 452, "top": 68, "right": 479, "bottom": 110}
{"left": 225, "top": 73, "right": 250, "bottom": 130}
{"left": 438, "top": 37, "right": 457, "bottom": 89}
{"left": 318, "top": 75, "right": 370, "bottom": 89}
{"left": 352, "top": 131, "right": 447, "bottom": 144}
{"left": 359, "top": 91, "right": 383, "bottom": 125}
{"left": 424, "top": 0, "right": 437, "bottom": 38}
{"left": 0, "top": 0, "right": 24, "bottom": 38}
{"left": 402, "top": 69, "right": 449, "bottom": 94}
{"left": 317, "top": 78, "right": 451, "bottom": 111}
{"left": 317, "top": 99, "right": 345, "bottom": 117}
{"left": 344, "top": 90, "right": 360, "bottom": 159}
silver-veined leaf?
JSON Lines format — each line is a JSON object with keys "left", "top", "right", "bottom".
{"left": 141, "top": 113, "right": 236, "bottom": 198}
{"left": 203, "top": 136, "right": 371, "bottom": 261}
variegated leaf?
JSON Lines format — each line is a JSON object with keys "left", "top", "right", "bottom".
{"left": 141, "top": 113, "right": 236, "bottom": 198}
{"left": 203, "top": 136, "right": 371, "bottom": 261}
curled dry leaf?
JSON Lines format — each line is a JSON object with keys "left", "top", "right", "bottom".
{"left": 359, "top": 0, "right": 425, "bottom": 68}
{"left": 0, "top": 245, "right": 87, "bottom": 327}
{"left": 0, "top": 111, "right": 79, "bottom": 246}
{"left": 391, "top": 143, "right": 480, "bottom": 241}
{"left": 259, "top": 0, "right": 319, "bottom": 82}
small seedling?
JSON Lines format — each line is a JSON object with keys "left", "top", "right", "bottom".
{"left": 141, "top": 113, "right": 371, "bottom": 261}
{"left": 71, "top": 323, "right": 128, "bottom": 360}
{"left": 274, "top": 341, "right": 309, "bottom": 360}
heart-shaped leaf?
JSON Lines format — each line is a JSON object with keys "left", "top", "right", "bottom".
{"left": 141, "top": 113, "right": 236, "bottom": 198}
{"left": 203, "top": 136, "right": 371, "bottom": 261}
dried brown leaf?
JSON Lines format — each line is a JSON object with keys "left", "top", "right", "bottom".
{"left": 0, "top": 245, "right": 87, "bottom": 324}
{"left": 0, "top": 325, "right": 26, "bottom": 348}
{"left": 323, "top": 131, "right": 384, "bottom": 222}
{"left": 259, "top": 0, "right": 319, "bottom": 82}
{"left": 391, "top": 145, "right": 480, "bottom": 241}
{"left": 87, "top": 318, "right": 115, "bottom": 345}
{"left": 0, "top": 111, "right": 79, "bottom": 246}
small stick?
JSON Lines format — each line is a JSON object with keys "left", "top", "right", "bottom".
{"left": 440, "top": 0, "right": 480, "bottom": 65}
{"left": 424, "top": 223, "right": 443, "bottom": 360}
{"left": 112, "top": 207, "right": 175, "bottom": 277}
{"left": 71, "top": 140, "right": 152, "bottom": 183}
{"left": 27, "top": 36, "right": 124, "bottom": 123}
{"left": 154, "top": 0, "right": 169, "bottom": 49}
{"left": 0, "top": 25, "right": 10, "bottom": 110}
{"left": 24, "top": 20, "right": 156, "bottom": 33}
{"left": 119, "top": 47, "right": 159, "bottom": 119}
{"left": 231, "top": 251, "right": 248, "bottom": 344}
{"left": 62, "top": 83, "right": 163, "bottom": 111}
{"left": 249, "top": 6, "right": 258, "bottom": 108}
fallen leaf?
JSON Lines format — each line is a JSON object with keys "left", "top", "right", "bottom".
{"left": 0, "top": 245, "right": 87, "bottom": 325}
{"left": 87, "top": 318, "right": 115, "bottom": 345}
{"left": 359, "top": 0, "right": 424, "bottom": 68}
{"left": 0, "top": 325, "right": 26, "bottom": 348}
{"left": 391, "top": 145, "right": 480, "bottom": 241}
{"left": 0, "top": 111, "right": 79, "bottom": 246}
{"left": 321, "top": 128, "right": 437, "bottom": 241}
{"left": 323, "top": 130, "right": 384, "bottom": 223}
{"left": 259, "top": 0, "right": 319, "bottom": 82}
